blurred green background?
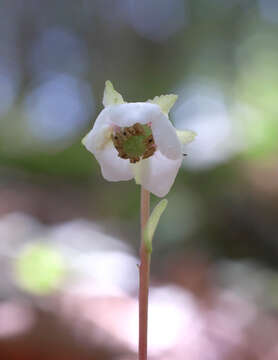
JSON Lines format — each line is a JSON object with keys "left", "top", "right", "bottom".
{"left": 0, "top": 1, "right": 278, "bottom": 359}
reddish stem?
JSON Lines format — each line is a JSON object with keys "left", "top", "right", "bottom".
{"left": 139, "top": 187, "right": 150, "bottom": 360}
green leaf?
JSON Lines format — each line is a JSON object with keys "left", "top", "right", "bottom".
{"left": 148, "top": 94, "right": 178, "bottom": 114}
{"left": 176, "top": 129, "right": 197, "bottom": 145}
{"left": 144, "top": 199, "right": 168, "bottom": 254}
{"left": 103, "top": 80, "right": 125, "bottom": 107}
{"left": 16, "top": 243, "right": 66, "bottom": 295}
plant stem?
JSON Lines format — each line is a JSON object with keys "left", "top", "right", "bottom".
{"left": 139, "top": 187, "right": 150, "bottom": 360}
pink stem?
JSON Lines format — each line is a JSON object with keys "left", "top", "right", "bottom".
{"left": 139, "top": 187, "right": 150, "bottom": 360}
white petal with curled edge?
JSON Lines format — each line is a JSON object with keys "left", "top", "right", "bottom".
{"left": 148, "top": 94, "right": 178, "bottom": 115}
{"left": 95, "top": 143, "right": 133, "bottom": 181}
{"left": 140, "top": 150, "right": 182, "bottom": 197}
{"left": 151, "top": 112, "right": 182, "bottom": 160}
{"left": 103, "top": 80, "right": 125, "bottom": 107}
{"left": 106, "top": 102, "right": 160, "bottom": 128}
{"left": 82, "top": 124, "right": 112, "bottom": 154}
{"left": 82, "top": 107, "right": 113, "bottom": 154}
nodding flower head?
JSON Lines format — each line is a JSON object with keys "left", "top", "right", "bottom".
{"left": 82, "top": 81, "right": 196, "bottom": 197}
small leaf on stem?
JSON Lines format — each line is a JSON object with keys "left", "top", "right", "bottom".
{"left": 143, "top": 199, "right": 168, "bottom": 253}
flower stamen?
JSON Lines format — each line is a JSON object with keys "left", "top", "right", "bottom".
{"left": 111, "top": 122, "right": 156, "bottom": 163}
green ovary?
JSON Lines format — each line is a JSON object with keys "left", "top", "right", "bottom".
{"left": 122, "top": 125, "right": 152, "bottom": 158}
{"left": 123, "top": 135, "right": 146, "bottom": 157}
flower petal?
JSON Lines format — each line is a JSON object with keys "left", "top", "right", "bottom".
{"left": 105, "top": 102, "right": 160, "bottom": 127}
{"left": 151, "top": 113, "right": 182, "bottom": 160}
{"left": 82, "top": 107, "right": 133, "bottom": 181}
{"left": 148, "top": 94, "right": 178, "bottom": 115}
{"left": 82, "top": 105, "right": 116, "bottom": 154}
{"left": 140, "top": 150, "right": 182, "bottom": 197}
{"left": 103, "top": 80, "right": 125, "bottom": 107}
{"left": 82, "top": 123, "right": 112, "bottom": 154}
{"left": 95, "top": 143, "right": 133, "bottom": 181}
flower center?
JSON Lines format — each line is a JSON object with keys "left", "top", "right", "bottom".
{"left": 111, "top": 123, "right": 156, "bottom": 163}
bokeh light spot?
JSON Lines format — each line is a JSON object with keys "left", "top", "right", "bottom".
{"left": 24, "top": 74, "right": 94, "bottom": 147}
{"left": 16, "top": 243, "right": 66, "bottom": 295}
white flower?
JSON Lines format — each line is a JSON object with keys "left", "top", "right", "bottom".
{"left": 82, "top": 81, "right": 196, "bottom": 197}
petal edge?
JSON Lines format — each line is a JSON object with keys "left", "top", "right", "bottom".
{"left": 140, "top": 151, "right": 182, "bottom": 197}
